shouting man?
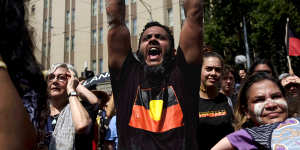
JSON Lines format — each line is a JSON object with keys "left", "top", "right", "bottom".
{"left": 106, "top": 0, "right": 203, "bottom": 149}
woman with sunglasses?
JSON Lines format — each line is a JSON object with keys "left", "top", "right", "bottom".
{"left": 47, "top": 63, "right": 98, "bottom": 150}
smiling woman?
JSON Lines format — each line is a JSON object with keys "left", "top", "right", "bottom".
{"left": 211, "top": 72, "right": 290, "bottom": 150}
{"left": 198, "top": 51, "right": 235, "bottom": 149}
{"left": 234, "top": 72, "right": 288, "bottom": 130}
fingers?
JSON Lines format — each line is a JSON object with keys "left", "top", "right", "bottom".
{"left": 282, "top": 75, "right": 300, "bottom": 87}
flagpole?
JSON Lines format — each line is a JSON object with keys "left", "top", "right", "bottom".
{"left": 285, "top": 17, "right": 294, "bottom": 75}
{"left": 243, "top": 16, "right": 251, "bottom": 71}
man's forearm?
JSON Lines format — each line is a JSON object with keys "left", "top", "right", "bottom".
{"left": 106, "top": 0, "right": 131, "bottom": 70}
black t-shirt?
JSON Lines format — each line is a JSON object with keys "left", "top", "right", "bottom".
{"left": 198, "top": 93, "right": 234, "bottom": 149}
{"left": 110, "top": 47, "right": 200, "bottom": 150}
{"left": 46, "top": 100, "right": 98, "bottom": 150}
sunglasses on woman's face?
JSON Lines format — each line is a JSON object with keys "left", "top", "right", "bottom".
{"left": 48, "top": 74, "right": 68, "bottom": 82}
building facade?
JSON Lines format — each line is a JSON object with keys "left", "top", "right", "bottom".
{"left": 28, "top": 0, "right": 186, "bottom": 76}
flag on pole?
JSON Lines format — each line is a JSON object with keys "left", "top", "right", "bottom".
{"left": 286, "top": 18, "right": 300, "bottom": 56}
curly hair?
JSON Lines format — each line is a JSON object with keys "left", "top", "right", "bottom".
{"left": 233, "top": 72, "right": 285, "bottom": 130}
{"left": 0, "top": 0, "right": 49, "bottom": 144}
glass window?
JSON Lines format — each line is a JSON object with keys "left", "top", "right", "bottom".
{"left": 42, "top": 44, "right": 46, "bottom": 56}
{"left": 44, "top": 0, "right": 48, "bottom": 8}
{"left": 49, "top": 17, "right": 52, "bottom": 29}
{"left": 99, "top": 27, "right": 103, "bottom": 44}
{"left": 131, "top": 0, "right": 136, "bottom": 3}
{"left": 72, "top": 8, "right": 75, "bottom": 22}
{"left": 168, "top": 8, "right": 173, "bottom": 27}
{"left": 99, "top": 0, "right": 103, "bottom": 13}
{"left": 92, "top": 60, "right": 97, "bottom": 73}
{"left": 43, "top": 19, "right": 48, "bottom": 32}
{"left": 66, "top": 11, "right": 70, "bottom": 25}
{"left": 65, "top": 37, "right": 69, "bottom": 52}
{"left": 92, "top": 0, "right": 97, "bottom": 16}
{"left": 125, "top": 0, "right": 129, "bottom": 5}
{"left": 31, "top": 5, "right": 36, "bottom": 14}
{"left": 92, "top": 29, "right": 97, "bottom": 45}
{"left": 71, "top": 36, "right": 75, "bottom": 51}
{"left": 132, "top": 18, "right": 137, "bottom": 35}
{"left": 99, "top": 58, "right": 103, "bottom": 73}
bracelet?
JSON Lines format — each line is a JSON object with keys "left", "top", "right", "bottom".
{"left": 0, "top": 60, "right": 7, "bottom": 70}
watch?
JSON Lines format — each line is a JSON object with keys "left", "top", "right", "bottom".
{"left": 68, "top": 91, "right": 78, "bottom": 97}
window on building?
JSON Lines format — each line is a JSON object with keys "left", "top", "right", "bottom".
{"left": 71, "top": 36, "right": 75, "bottom": 51}
{"left": 31, "top": 5, "right": 36, "bottom": 14}
{"left": 92, "top": 60, "right": 97, "bottom": 73}
{"left": 132, "top": 18, "right": 137, "bottom": 35}
{"left": 49, "top": 17, "right": 52, "bottom": 29}
{"left": 99, "top": 58, "right": 103, "bottom": 73}
{"left": 125, "top": 0, "right": 129, "bottom": 5}
{"left": 43, "top": 19, "right": 48, "bottom": 32}
{"left": 65, "top": 37, "right": 69, "bottom": 52}
{"left": 48, "top": 42, "right": 51, "bottom": 51}
{"left": 44, "top": 0, "right": 48, "bottom": 8}
{"left": 180, "top": 5, "right": 186, "bottom": 26}
{"left": 99, "top": 27, "right": 103, "bottom": 44}
{"left": 131, "top": 0, "right": 136, "bottom": 3}
{"left": 92, "top": 0, "right": 97, "bottom": 16}
{"left": 72, "top": 8, "right": 75, "bottom": 22}
{"left": 66, "top": 11, "right": 70, "bottom": 25}
{"left": 168, "top": 8, "right": 174, "bottom": 27}
{"left": 49, "top": 0, "right": 52, "bottom": 8}
{"left": 99, "top": 0, "right": 103, "bottom": 13}
{"left": 42, "top": 44, "right": 46, "bottom": 56}
{"left": 92, "top": 29, "right": 97, "bottom": 45}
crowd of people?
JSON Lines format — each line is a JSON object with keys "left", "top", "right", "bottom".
{"left": 1, "top": 0, "right": 300, "bottom": 150}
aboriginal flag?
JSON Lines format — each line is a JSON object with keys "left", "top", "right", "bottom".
{"left": 129, "top": 86, "right": 183, "bottom": 133}
{"left": 286, "top": 19, "right": 300, "bottom": 56}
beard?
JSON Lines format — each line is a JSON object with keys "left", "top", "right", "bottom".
{"left": 137, "top": 48, "right": 175, "bottom": 89}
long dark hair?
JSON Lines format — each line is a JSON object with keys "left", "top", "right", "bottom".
{"left": 0, "top": 0, "right": 48, "bottom": 143}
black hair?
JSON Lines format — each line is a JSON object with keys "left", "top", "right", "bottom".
{"left": 222, "top": 65, "right": 236, "bottom": 83}
{"left": 138, "top": 21, "right": 175, "bottom": 52}
{"left": 248, "top": 58, "right": 278, "bottom": 78}
{"left": 0, "top": 0, "right": 48, "bottom": 143}
{"left": 202, "top": 51, "right": 224, "bottom": 68}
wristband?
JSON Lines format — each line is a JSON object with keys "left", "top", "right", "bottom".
{"left": 68, "top": 91, "right": 78, "bottom": 97}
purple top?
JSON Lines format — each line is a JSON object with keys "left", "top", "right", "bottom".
{"left": 227, "top": 129, "right": 258, "bottom": 150}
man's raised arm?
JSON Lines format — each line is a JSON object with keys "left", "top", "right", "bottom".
{"left": 180, "top": 0, "right": 203, "bottom": 65}
{"left": 106, "top": 0, "right": 131, "bottom": 70}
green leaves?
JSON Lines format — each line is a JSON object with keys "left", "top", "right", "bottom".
{"left": 204, "top": 0, "right": 300, "bottom": 75}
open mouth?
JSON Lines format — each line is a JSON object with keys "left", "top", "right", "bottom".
{"left": 148, "top": 47, "right": 161, "bottom": 60}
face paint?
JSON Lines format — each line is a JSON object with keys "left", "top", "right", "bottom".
{"left": 252, "top": 98, "right": 288, "bottom": 124}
